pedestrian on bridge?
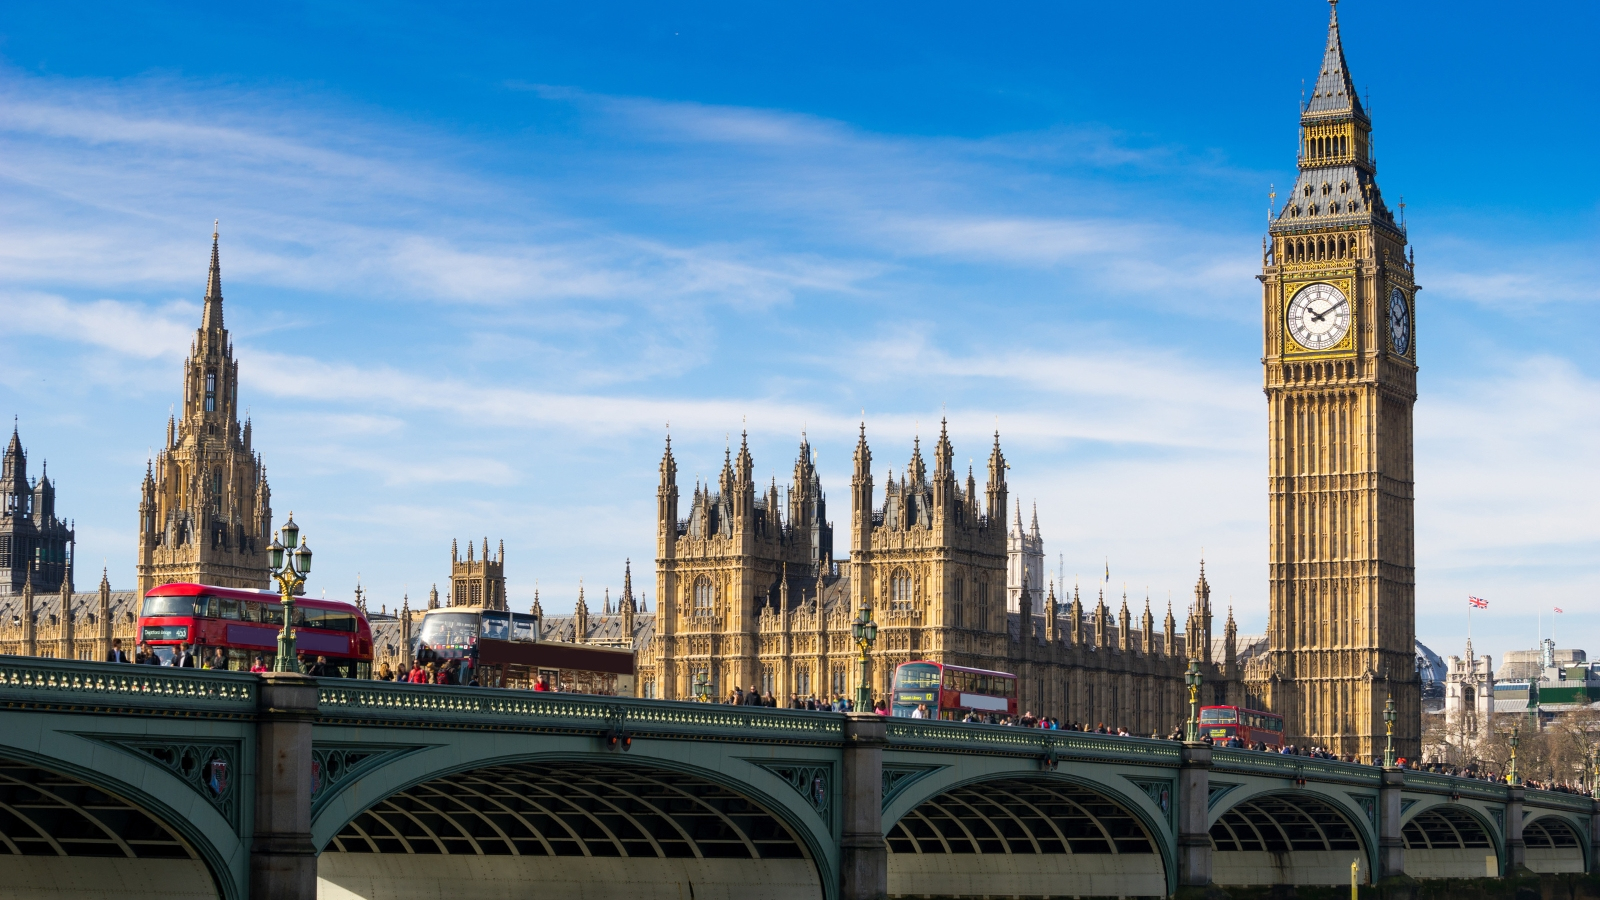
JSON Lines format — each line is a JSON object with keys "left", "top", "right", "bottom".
{"left": 106, "top": 638, "right": 129, "bottom": 663}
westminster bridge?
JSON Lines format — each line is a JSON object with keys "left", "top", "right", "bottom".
{"left": 1, "top": 658, "right": 1596, "bottom": 900}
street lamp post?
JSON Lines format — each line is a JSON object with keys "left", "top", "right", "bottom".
{"left": 267, "top": 514, "right": 313, "bottom": 673}
{"left": 851, "top": 602, "right": 879, "bottom": 712}
{"left": 1507, "top": 725, "right": 1521, "bottom": 785}
{"left": 692, "top": 671, "right": 711, "bottom": 703}
{"left": 1184, "top": 658, "right": 1203, "bottom": 742}
{"left": 1383, "top": 694, "right": 1397, "bottom": 767}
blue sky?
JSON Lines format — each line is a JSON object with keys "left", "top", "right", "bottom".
{"left": 0, "top": 1, "right": 1595, "bottom": 667}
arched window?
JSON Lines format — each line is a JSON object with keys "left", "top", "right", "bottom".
{"left": 889, "top": 568, "right": 913, "bottom": 611}
{"left": 693, "top": 576, "right": 714, "bottom": 615}
{"left": 950, "top": 579, "right": 964, "bottom": 627}
{"left": 204, "top": 372, "right": 217, "bottom": 412}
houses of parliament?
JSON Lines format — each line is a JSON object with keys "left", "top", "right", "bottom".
{"left": 0, "top": 3, "right": 1421, "bottom": 761}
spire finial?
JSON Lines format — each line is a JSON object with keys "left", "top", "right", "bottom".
{"left": 203, "top": 222, "right": 224, "bottom": 330}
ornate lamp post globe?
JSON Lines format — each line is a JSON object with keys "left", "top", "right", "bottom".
{"left": 268, "top": 514, "right": 313, "bottom": 673}
{"left": 1507, "top": 725, "right": 1521, "bottom": 785}
{"left": 1383, "top": 694, "right": 1398, "bottom": 767}
{"left": 852, "top": 602, "right": 878, "bottom": 712}
{"left": 1183, "top": 658, "right": 1203, "bottom": 743}
{"left": 692, "top": 672, "right": 711, "bottom": 703}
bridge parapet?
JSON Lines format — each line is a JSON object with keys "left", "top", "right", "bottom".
{"left": 1524, "top": 788, "right": 1595, "bottom": 813}
{"left": 883, "top": 718, "right": 1183, "bottom": 764}
{"left": 316, "top": 679, "right": 846, "bottom": 744}
{"left": 1212, "top": 746, "right": 1382, "bottom": 787}
{"left": 1404, "top": 770, "right": 1513, "bottom": 801}
{"left": 0, "top": 655, "right": 256, "bottom": 715}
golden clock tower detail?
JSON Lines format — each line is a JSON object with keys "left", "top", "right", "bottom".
{"left": 1247, "top": 0, "right": 1420, "bottom": 761}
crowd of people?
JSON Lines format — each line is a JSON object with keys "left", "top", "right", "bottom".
{"left": 110, "top": 638, "right": 350, "bottom": 677}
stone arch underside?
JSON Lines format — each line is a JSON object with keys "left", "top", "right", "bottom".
{"left": 0, "top": 758, "right": 217, "bottom": 900}
{"left": 884, "top": 777, "right": 1166, "bottom": 898}
{"left": 317, "top": 759, "right": 823, "bottom": 900}
{"left": 1524, "top": 816, "right": 1586, "bottom": 874}
{"left": 1209, "top": 793, "right": 1367, "bottom": 886}
{"left": 1401, "top": 806, "right": 1496, "bottom": 878}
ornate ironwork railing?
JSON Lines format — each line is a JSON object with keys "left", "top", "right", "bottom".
{"left": 884, "top": 719, "right": 1184, "bottom": 764}
{"left": 1211, "top": 747, "right": 1383, "bottom": 786}
{"left": 1403, "top": 770, "right": 1510, "bottom": 801}
{"left": 1524, "top": 788, "right": 1596, "bottom": 812}
{"left": 0, "top": 655, "right": 257, "bottom": 714}
{"left": 315, "top": 680, "right": 847, "bottom": 743}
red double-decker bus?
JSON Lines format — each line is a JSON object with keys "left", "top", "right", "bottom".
{"left": 890, "top": 660, "right": 1018, "bottom": 720}
{"left": 1200, "top": 705, "right": 1284, "bottom": 747}
{"left": 139, "top": 582, "right": 373, "bottom": 675}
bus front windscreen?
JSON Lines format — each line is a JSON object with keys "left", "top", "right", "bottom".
{"left": 1200, "top": 708, "right": 1238, "bottom": 724}
{"left": 893, "top": 663, "right": 941, "bottom": 691}
{"left": 142, "top": 595, "right": 197, "bottom": 617}
{"left": 419, "top": 613, "right": 479, "bottom": 651}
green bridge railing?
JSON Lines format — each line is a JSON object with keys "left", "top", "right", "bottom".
{"left": 0, "top": 655, "right": 1589, "bottom": 809}
{"left": 0, "top": 654, "right": 257, "bottom": 716}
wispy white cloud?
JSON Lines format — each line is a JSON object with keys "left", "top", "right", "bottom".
{"left": 0, "top": 65, "right": 1593, "bottom": 662}
{"left": 0, "top": 291, "right": 194, "bottom": 359}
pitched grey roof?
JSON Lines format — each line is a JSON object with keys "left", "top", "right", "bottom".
{"left": 541, "top": 613, "right": 653, "bottom": 646}
{"left": 1305, "top": 4, "right": 1366, "bottom": 119}
{"left": 1272, "top": 164, "right": 1398, "bottom": 232}
{"left": 0, "top": 590, "right": 140, "bottom": 628}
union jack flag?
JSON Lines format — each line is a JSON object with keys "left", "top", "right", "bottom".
{"left": 1555, "top": 607, "right": 1565, "bottom": 614}
{"left": 1467, "top": 596, "right": 1488, "bottom": 609}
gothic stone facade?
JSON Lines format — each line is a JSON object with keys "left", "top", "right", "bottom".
{"left": 1245, "top": 3, "right": 1422, "bottom": 760}
{"left": 450, "top": 538, "right": 507, "bottom": 610}
{"left": 0, "top": 570, "right": 137, "bottom": 661}
{"left": 0, "top": 426, "right": 75, "bottom": 595}
{"left": 136, "top": 228, "right": 273, "bottom": 598}
{"left": 638, "top": 423, "right": 1237, "bottom": 733}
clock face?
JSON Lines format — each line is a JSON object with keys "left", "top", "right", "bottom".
{"left": 1286, "top": 282, "right": 1351, "bottom": 351}
{"left": 1389, "top": 287, "right": 1411, "bottom": 355}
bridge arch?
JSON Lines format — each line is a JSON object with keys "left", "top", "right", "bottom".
{"left": 0, "top": 752, "right": 228, "bottom": 900}
{"left": 1209, "top": 791, "right": 1371, "bottom": 886}
{"left": 1400, "top": 805, "right": 1499, "bottom": 878}
{"left": 883, "top": 773, "right": 1170, "bottom": 898}
{"left": 1523, "top": 815, "right": 1587, "bottom": 874}
{"left": 315, "top": 754, "right": 830, "bottom": 900}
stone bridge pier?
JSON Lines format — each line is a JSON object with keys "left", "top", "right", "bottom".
{"left": 5, "top": 659, "right": 1600, "bottom": 900}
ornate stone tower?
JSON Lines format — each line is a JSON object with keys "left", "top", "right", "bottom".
{"left": 850, "top": 421, "right": 1011, "bottom": 693}
{"left": 1006, "top": 501, "right": 1043, "bottom": 613}
{"left": 0, "top": 425, "right": 75, "bottom": 595}
{"left": 137, "top": 226, "right": 273, "bottom": 597}
{"left": 1248, "top": 1, "right": 1419, "bottom": 761}
{"left": 651, "top": 432, "right": 819, "bottom": 699}
{"left": 1444, "top": 639, "right": 1494, "bottom": 755}
{"left": 450, "top": 538, "right": 506, "bottom": 609}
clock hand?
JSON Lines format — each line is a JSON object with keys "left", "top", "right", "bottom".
{"left": 1309, "top": 297, "right": 1348, "bottom": 322}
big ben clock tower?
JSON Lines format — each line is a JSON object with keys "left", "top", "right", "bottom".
{"left": 1250, "top": 0, "right": 1419, "bottom": 762}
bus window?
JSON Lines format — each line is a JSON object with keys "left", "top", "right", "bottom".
{"left": 259, "top": 603, "right": 283, "bottom": 626}
{"left": 307, "top": 610, "right": 354, "bottom": 632}
{"left": 204, "top": 596, "right": 221, "bottom": 618}
{"left": 419, "top": 612, "right": 479, "bottom": 649}
{"left": 219, "top": 597, "right": 240, "bottom": 620}
{"left": 482, "top": 612, "right": 510, "bottom": 641}
{"left": 894, "top": 663, "right": 941, "bottom": 690}
{"left": 511, "top": 613, "right": 537, "bottom": 642}
{"left": 1200, "top": 708, "right": 1237, "bottom": 724}
{"left": 142, "top": 596, "right": 196, "bottom": 618}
